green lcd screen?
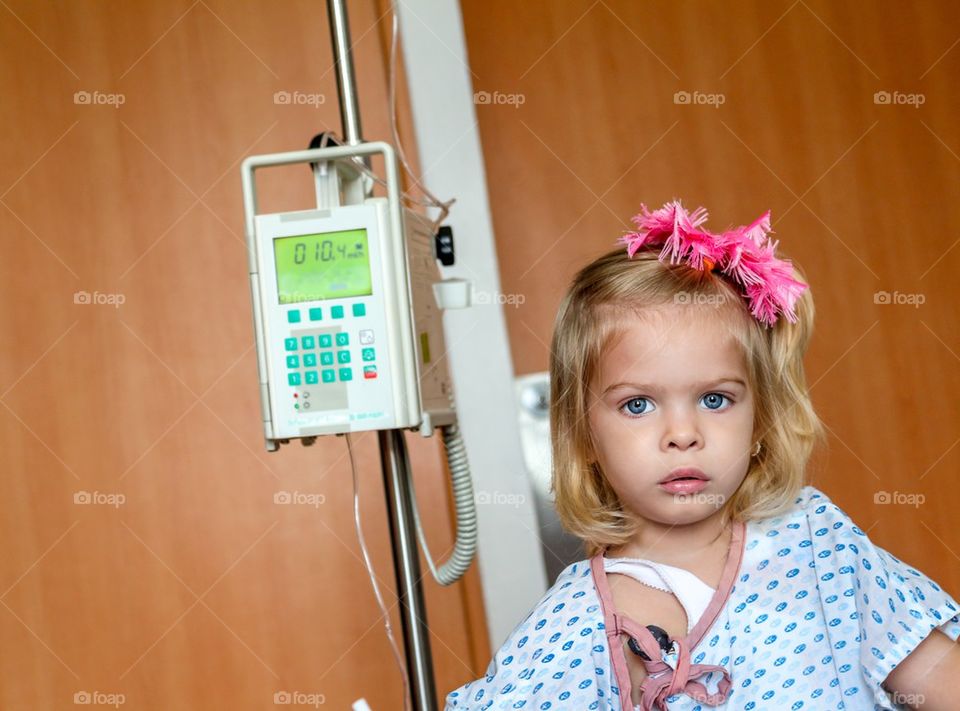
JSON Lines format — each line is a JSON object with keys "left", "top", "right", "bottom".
{"left": 274, "top": 229, "right": 372, "bottom": 304}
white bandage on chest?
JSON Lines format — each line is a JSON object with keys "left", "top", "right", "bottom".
{"left": 603, "top": 557, "right": 716, "bottom": 634}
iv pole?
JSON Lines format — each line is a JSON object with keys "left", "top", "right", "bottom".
{"left": 325, "top": 1, "right": 438, "bottom": 709}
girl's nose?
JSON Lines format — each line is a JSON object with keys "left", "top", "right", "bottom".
{"left": 666, "top": 432, "right": 701, "bottom": 451}
{"left": 663, "top": 411, "right": 702, "bottom": 451}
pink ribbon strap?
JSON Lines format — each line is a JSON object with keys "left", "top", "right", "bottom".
{"left": 636, "top": 637, "right": 731, "bottom": 710}
{"left": 611, "top": 617, "right": 732, "bottom": 711}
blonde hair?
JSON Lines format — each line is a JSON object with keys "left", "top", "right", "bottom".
{"left": 549, "top": 247, "right": 827, "bottom": 558}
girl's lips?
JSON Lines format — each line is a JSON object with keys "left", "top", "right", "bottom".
{"left": 658, "top": 467, "right": 708, "bottom": 484}
{"left": 659, "top": 478, "right": 709, "bottom": 495}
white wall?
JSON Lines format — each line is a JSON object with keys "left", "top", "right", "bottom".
{"left": 394, "top": 0, "right": 549, "bottom": 649}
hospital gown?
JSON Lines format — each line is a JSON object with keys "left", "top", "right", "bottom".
{"left": 443, "top": 485, "right": 960, "bottom": 710}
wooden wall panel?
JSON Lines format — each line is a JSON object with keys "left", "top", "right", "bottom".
{"left": 0, "top": 1, "right": 486, "bottom": 708}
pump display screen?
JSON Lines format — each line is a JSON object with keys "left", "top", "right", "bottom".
{"left": 274, "top": 229, "right": 372, "bottom": 304}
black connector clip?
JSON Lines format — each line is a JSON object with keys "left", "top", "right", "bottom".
{"left": 435, "top": 225, "right": 455, "bottom": 266}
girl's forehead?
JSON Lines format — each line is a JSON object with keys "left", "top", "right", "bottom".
{"left": 608, "top": 304, "right": 741, "bottom": 346}
{"left": 597, "top": 307, "right": 749, "bottom": 383}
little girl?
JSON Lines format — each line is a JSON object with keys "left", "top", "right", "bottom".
{"left": 444, "top": 199, "right": 960, "bottom": 710}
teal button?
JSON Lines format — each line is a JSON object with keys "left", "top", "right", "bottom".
{"left": 336, "top": 332, "right": 349, "bottom": 346}
{"left": 286, "top": 355, "right": 299, "bottom": 368}
{"left": 301, "top": 335, "right": 315, "bottom": 349}
{"left": 287, "top": 372, "right": 301, "bottom": 386}
{"left": 309, "top": 307, "right": 322, "bottom": 321}
{"left": 331, "top": 305, "right": 344, "bottom": 319}
{"left": 352, "top": 303, "right": 366, "bottom": 317}
{"left": 305, "top": 370, "right": 318, "bottom": 385}
{"left": 337, "top": 350, "right": 351, "bottom": 364}
{"left": 320, "top": 352, "right": 334, "bottom": 365}
{"left": 287, "top": 310, "right": 301, "bottom": 324}
{"left": 338, "top": 367, "right": 352, "bottom": 381}
{"left": 284, "top": 338, "right": 298, "bottom": 351}
{"left": 303, "top": 353, "right": 317, "bottom": 367}
{"left": 362, "top": 347, "right": 375, "bottom": 361}
{"left": 319, "top": 334, "right": 332, "bottom": 348}
{"left": 321, "top": 369, "right": 335, "bottom": 383}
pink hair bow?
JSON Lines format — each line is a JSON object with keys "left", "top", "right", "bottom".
{"left": 618, "top": 199, "right": 808, "bottom": 327}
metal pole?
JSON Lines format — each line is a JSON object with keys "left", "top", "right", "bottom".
{"left": 326, "top": 2, "right": 438, "bottom": 709}
{"left": 326, "top": 0, "right": 363, "bottom": 146}
{"left": 379, "top": 430, "right": 438, "bottom": 711}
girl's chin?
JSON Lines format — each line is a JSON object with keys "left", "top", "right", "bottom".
{"left": 633, "top": 507, "right": 715, "bottom": 527}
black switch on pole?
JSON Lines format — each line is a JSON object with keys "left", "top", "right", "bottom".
{"left": 435, "top": 226, "right": 455, "bottom": 266}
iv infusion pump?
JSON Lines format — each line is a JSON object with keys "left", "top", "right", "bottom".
{"left": 241, "top": 141, "right": 464, "bottom": 451}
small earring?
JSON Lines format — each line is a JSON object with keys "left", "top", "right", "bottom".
{"left": 751, "top": 441, "right": 762, "bottom": 457}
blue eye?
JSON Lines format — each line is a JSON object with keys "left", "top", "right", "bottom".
{"left": 701, "top": 393, "right": 732, "bottom": 411}
{"left": 621, "top": 397, "right": 652, "bottom": 416}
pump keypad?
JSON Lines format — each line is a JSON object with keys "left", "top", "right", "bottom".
{"left": 281, "top": 305, "right": 377, "bottom": 388}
